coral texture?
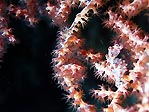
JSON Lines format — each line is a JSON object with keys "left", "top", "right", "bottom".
{"left": 50, "top": 0, "right": 149, "bottom": 111}
{"left": 0, "top": 0, "right": 149, "bottom": 112}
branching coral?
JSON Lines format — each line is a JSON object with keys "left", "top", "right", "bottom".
{"left": 0, "top": 0, "right": 149, "bottom": 112}
{"left": 50, "top": 0, "right": 149, "bottom": 111}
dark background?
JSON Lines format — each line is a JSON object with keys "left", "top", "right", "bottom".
{"left": 0, "top": 14, "right": 68, "bottom": 111}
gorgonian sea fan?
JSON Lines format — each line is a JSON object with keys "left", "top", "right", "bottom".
{"left": 0, "top": 0, "right": 148, "bottom": 112}
{"left": 50, "top": 0, "right": 149, "bottom": 112}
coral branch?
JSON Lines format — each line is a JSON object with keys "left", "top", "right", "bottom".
{"left": 0, "top": 0, "right": 149, "bottom": 111}
{"left": 120, "top": 0, "right": 149, "bottom": 17}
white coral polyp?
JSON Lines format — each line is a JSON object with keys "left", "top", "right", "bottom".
{"left": 94, "top": 44, "right": 127, "bottom": 87}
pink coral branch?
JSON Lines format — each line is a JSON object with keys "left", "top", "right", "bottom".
{"left": 0, "top": 0, "right": 148, "bottom": 111}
